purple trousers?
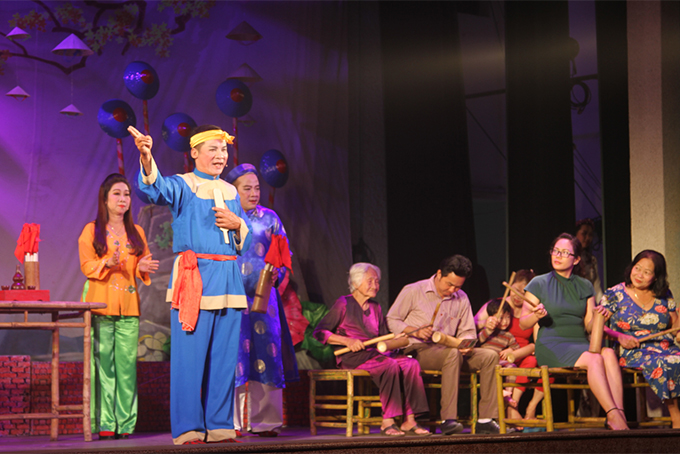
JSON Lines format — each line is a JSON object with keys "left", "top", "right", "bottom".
{"left": 351, "top": 354, "right": 429, "bottom": 419}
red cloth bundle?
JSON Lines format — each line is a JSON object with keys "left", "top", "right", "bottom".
{"left": 14, "top": 223, "right": 40, "bottom": 263}
{"left": 264, "top": 234, "right": 292, "bottom": 272}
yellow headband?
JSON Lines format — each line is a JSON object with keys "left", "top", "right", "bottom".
{"left": 189, "top": 130, "right": 235, "bottom": 149}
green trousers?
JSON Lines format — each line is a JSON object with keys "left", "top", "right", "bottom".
{"left": 91, "top": 315, "right": 139, "bottom": 434}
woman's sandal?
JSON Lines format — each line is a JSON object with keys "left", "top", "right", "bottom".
{"left": 605, "top": 407, "right": 623, "bottom": 430}
{"left": 380, "top": 424, "right": 405, "bottom": 436}
{"left": 402, "top": 423, "right": 431, "bottom": 436}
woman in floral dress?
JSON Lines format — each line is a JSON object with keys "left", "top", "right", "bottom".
{"left": 601, "top": 250, "right": 680, "bottom": 428}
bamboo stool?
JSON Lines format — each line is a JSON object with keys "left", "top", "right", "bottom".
{"left": 622, "top": 367, "right": 672, "bottom": 428}
{"left": 495, "top": 365, "right": 607, "bottom": 433}
{"left": 308, "top": 369, "right": 382, "bottom": 437}
{"left": 421, "top": 369, "right": 480, "bottom": 433}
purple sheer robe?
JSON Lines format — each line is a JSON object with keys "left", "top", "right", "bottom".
{"left": 314, "top": 295, "right": 428, "bottom": 419}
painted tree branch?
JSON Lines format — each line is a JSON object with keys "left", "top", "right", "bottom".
{"left": 1, "top": 0, "right": 213, "bottom": 75}
{"left": 0, "top": 31, "right": 87, "bottom": 75}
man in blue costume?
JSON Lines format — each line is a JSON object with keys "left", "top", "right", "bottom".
{"left": 129, "top": 125, "right": 252, "bottom": 445}
{"left": 226, "top": 164, "right": 298, "bottom": 437}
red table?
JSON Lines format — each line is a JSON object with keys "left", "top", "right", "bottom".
{"left": 0, "top": 301, "right": 106, "bottom": 441}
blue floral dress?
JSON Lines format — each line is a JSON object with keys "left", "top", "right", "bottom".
{"left": 601, "top": 283, "right": 680, "bottom": 400}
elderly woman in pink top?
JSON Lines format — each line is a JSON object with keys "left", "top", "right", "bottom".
{"left": 314, "top": 263, "right": 430, "bottom": 436}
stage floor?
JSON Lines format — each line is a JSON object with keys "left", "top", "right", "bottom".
{"left": 1, "top": 426, "right": 679, "bottom": 454}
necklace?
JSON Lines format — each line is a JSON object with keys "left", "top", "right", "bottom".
{"left": 108, "top": 224, "right": 125, "bottom": 237}
{"left": 632, "top": 288, "right": 654, "bottom": 308}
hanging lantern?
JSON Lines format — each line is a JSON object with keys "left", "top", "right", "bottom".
{"left": 226, "top": 21, "right": 262, "bottom": 45}
{"left": 60, "top": 104, "right": 83, "bottom": 117}
{"left": 226, "top": 63, "right": 262, "bottom": 84}
{"left": 6, "top": 27, "right": 30, "bottom": 41}
{"left": 51, "top": 34, "right": 93, "bottom": 57}
{"left": 6, "top": 86, "right": 29, "bottom": 101}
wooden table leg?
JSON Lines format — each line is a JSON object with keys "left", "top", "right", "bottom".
{"left": 50, "top": 312, "right": 60, "bottom": 441}
{"left": 83, "top": 310, "right": 92, "bottom": 442}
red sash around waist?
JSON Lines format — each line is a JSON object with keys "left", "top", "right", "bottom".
{"left": 172, "top": 250, "right": 236, "bottom": 332}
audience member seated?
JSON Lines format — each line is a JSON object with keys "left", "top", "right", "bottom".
{"left": 474, "top": 270, "right": 544, "bottom": 424}
{"left": 601, "top": 250, "right": 680, "bottom": 428}
{"left": 313, "top": 263, "right": 430, "bottom": 436}
{"left": 520, "top": 233, "right": 629, "bottom": 430}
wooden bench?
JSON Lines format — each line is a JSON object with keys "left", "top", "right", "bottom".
{"left": 495, "top": 365, "right": 672, "bottom": 433}
{"left": 308, "top": 368, "right": 480, "bottom": 436}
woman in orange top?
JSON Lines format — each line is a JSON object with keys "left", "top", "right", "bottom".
{"left": 78, "top": 173, "right": 158, "bottom": 440}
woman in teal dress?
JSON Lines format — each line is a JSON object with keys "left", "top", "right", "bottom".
{"left": 601, "top": 250, "right": 680, "bottom": 428}
{"left": 520, "top": 233, "right": 629, "bottom": 430}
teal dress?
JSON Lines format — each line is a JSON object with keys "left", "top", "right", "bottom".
{"left": 525, "top": 272, "right": 594, "bottom": 367}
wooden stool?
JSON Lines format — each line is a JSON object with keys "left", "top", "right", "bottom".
{"left": 308, "top": 369, "right": 382, "bottom": 437}
{"left": 622, "top": 367, "right": 672, "bottom": 428}
{"left": 495, "top": 365, "right": 606, "bottom": 433}
{"left": 421, "top": 370, "right": 479, "bottom": 433}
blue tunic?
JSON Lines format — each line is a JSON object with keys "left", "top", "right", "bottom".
{"left": 525, "top": 272, "right": 594, "bottom": 367}
{"left": 138, "top": 161, "right": 252, "bottom": 309}
{"left": 235, "top": 205, "right": 299, "bottom": 388}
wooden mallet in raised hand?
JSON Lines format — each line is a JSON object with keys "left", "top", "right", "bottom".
{"left": 501, "top": 281, "right": 538, "bottom": 308}
{"left": 494, "top": 271, "right": 517, "bottom": 318}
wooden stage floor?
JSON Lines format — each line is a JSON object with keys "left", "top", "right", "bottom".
{"left": 1, "top": 426, "right": 679, "bottom": 454}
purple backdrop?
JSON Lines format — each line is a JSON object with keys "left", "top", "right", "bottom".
{"left": 0, "top": 1, "right": 350, "bottom": 357}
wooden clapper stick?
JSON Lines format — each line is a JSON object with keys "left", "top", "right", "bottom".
{"left": 638, "top": 326, "right": 680, "bottom": 342}
{"left": 494, "top": 272, "right": 517, "bottom": 318}
{"left": 501, "top": 281, "right": 538, "bottom": 308}
{"left": 334, "top": 323, "right": 432, "bottom": 356}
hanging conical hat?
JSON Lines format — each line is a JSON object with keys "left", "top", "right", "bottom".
{"left": 226, "top": 63, "right": 262, "bottom": 84}
{"left": 226, "top": 21, "right": 262, "bottom": 44}
{"left": 7, "top": 27, "right": 30, "bottom": 41}
{"left": 51, "top": 34, "right": 94, "bottom": 57}
{"left": 60, "top": 104, "right": 83, "bottom": 116}
{"left": 6, "top": 86, "right": 29, "bottom": 101}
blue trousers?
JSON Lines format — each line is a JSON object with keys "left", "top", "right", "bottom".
{"left": 170, "top": 308, "right": 241, "bottom": 442}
